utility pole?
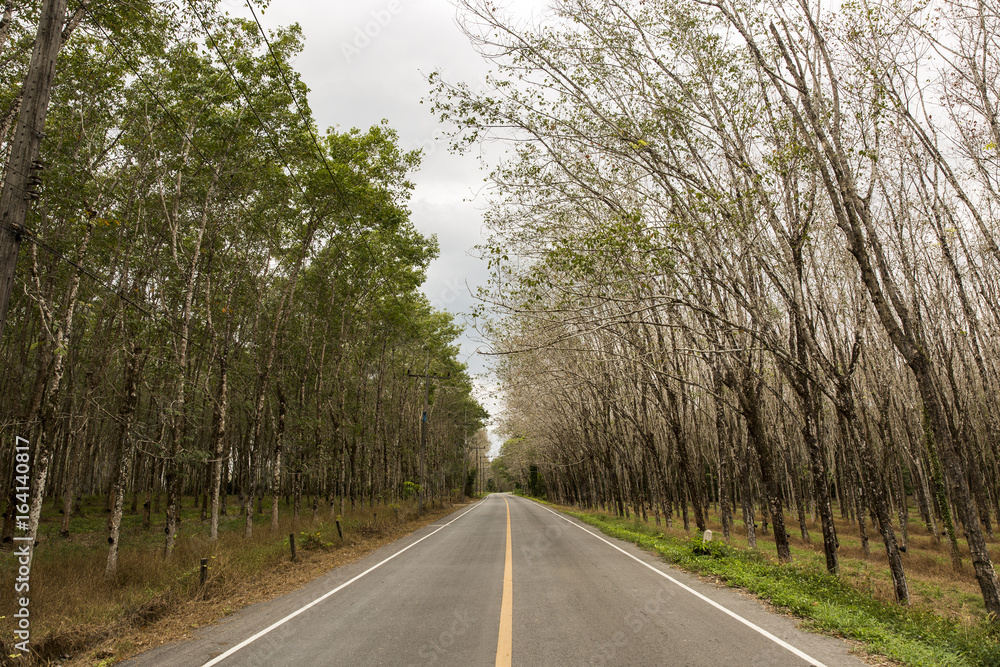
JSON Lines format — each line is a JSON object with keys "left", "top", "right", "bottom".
{"left": 457, "top": 413, "right": 475, "bottom": 501}
{"left": 408, "top": 353, "right": 448, "bottom": 512}
{"left": 478, "top": 445, "right": 485, "bottom": 495}
{"left": 0, "top": 0, "right": 68, "bottom": 342}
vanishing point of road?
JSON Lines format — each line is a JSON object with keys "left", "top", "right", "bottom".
{"left": 127, "top": 494, "right": 867, "bottom": 666}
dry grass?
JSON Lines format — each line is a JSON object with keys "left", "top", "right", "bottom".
{"left": 0, "top": 495, "right": 468, "bottom": 666}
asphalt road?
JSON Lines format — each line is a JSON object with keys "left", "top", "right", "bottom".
{"left": 127, "top": 494, "right": 868, "bottom": 666}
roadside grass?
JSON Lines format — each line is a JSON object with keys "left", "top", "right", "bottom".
{"left": 550, "top": 503, "right": 1000, "bottom": 667}
{"left": 0, "top": 494, "right": 464, "bottom": 666}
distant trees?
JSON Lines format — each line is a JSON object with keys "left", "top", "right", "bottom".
{"left": 0, "top": 1, "right": 486, "bottom": 577}
{"left": 437, "top": 0, "right": 1000, "bottom": 614}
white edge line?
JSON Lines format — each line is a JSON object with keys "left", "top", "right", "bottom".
{"left": 528, "top": 500, "right": 827, "bottom": 667}
{"left": 201, "top": 499, "right": 488, "bottom": 667}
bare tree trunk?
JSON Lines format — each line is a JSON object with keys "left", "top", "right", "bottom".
{"left": 270, "top": 383, "right": 286, "bottom": 531}
{"left": 712, "top": 373, "right": 734, "bottom": 541}
{"left": 918, "top": 366, "right": 999, "bottom": 612}
{"left": 209, "top": 350, "right": 228, "bottom": 541}
{"left": 736, "top": 423, "right": 757, "bottom": 549}
{"left": 59, "top": 389, "right": 83, "bottom": 537}
{"left": 24, "top": 220, "right": 92, "bottom": 560}
{"left": 106, "top": 345, "right": 143, "bottom": 578}
{"left": 165, "top": 170, "right": 220, "bottom": 558}
{"left": 245, "top": 220, "right": 318, "bottom": 538}
{"left": 836, "top": 384, "right": 909, "bottom": 603}
{"left": 0, "top": 0, "right": 68, "bottom": 341}
{"left": 659, "top": 385, "right": 705, "bottom": 532}
{"left": 732, "top": 370, "right": 790, "bottom": 562}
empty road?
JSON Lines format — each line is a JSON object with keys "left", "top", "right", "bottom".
{"left": 128, "top": 494, "right": 868, "bottom": 666}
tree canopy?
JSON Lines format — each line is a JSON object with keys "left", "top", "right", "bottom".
{"left": 0, "top": 0, "right": 487, "bottom": 575}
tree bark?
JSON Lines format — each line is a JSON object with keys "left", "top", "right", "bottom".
{"left": 106, "top": 345, "right": 143, "bottom": 578}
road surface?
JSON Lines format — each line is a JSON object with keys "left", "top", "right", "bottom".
{"left": 127, "top": 494, "right": 868, "bottom": 666}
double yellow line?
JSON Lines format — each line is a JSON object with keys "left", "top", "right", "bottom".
{"left": 495, "top": 496, "right": 513, "bottom": 666}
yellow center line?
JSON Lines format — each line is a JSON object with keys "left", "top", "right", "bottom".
{"left": 496, "top": 496, "right": 513, "bottom": 667}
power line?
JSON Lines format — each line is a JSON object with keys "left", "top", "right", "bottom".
{"left": 190, "top": 3, "right": 312, "bottom": 201}
{"left": 0, "top": 220, "right": 156, "bottom": 320}
{"left": 1, "top": 103, "right": 265, "bottom": 368}
{"left": 244, "top": 0, "right": 348, "bottom": 206}
{"left": 7, "top": 4, "right": 455, "bottom": 383}
{"left": 238, "top": 1, "right": 441, "bottom": 324}
{"left": 116, "top": 6, "right": 425, "bottom": 366}
{"left": 192, "top": 2, "right": 413, "bottom": 328}
{"left": 50, "top": 15, "right": 314, "bottom": 357}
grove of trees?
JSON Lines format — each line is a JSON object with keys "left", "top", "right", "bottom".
{"left": 434, "top": 0, "right": 1000, "bottom": 614}
{"left": 0, "top": 0, "right": 486, "bottom": 577}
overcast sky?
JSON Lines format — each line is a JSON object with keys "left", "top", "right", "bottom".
{"left": 223, "top": 0, "right": 535, "bottom": 454}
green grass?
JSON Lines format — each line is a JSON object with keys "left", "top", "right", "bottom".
{"left": 559, "top": 508, "right": 1000, "bottom": 667}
